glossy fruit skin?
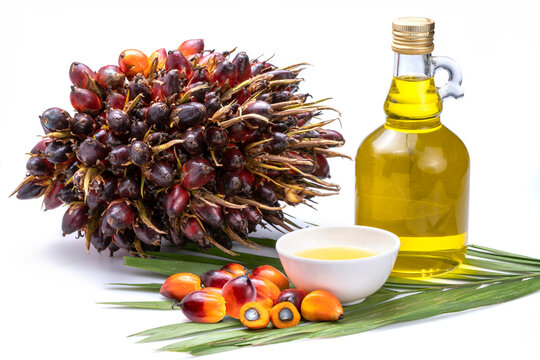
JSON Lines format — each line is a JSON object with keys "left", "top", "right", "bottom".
{"left": 221, "top": 148, "right": 244, "bottom": 172}
{"left": 165, "top": 50, "right": 192, "bottom": 77}
{"left": 250, "top": 276, "right": 281, "bottom": 303}
{"left": 104, "top": 200, "right": 136, "bottom": 230}
{"left": 16, "top": 181, "right": 45, "bottom": 200}
{"left": 160, "top": 70, "right": 181, "bottom": 98}
{"left": 265, "top": 132, "right": 289, "bottom": 155}
{"left": 232, "top": 52, "right": 251, "bottom": 83}
{"left": 221, "top": 263, "right": 247, "bottom": 276}
{"left": 111, "top": 229, "right": 134, "bottom": 250}
{"left": 204, "top": 126, "right": 228, "bottom": 150}
{"left": 300, "top": 290, "right": 343, "bottom": 322}
{"left": 180, "top": 217, "right": 205, "bottom": 244}
{"left": 117, "top": 176, "right": 140, "bottom": 199}
{"left": 180, "top": 290, "right": 226, "bottom": 323}
{"left": 69, "top": 62, "right": 96, "bottom": 88}
{"left": 107, "top": 145, "right": 130, "bottom": 167}
{"left": 146, "top": 48, "right": 167, "bottom": 76}
{"left": 182, "top": 158, "right": 214, "bottom": 190}
{"left": 71, "top": 113, "right": 95, "bottom": 136}
{"left": 70, "top": 87, "right": 102, "bottom": 115}
{"left": 26, "top": 156, "right": 53, "bottom": 177}
{"left": 129, "top": 141, "right": 151, "bottom": 166}
{"left": 147, "top": 102, "right": 170, "bottom": 129}
{"left": 225, "top": 208, "right": 247, "bottom": 232}
{"left": 129, "top": 121, "right": 149, "bottom": 140}
{"left": 237, "top": 170, "right": 255, "bottom": 196}
{"left": 132, "top": 222, "right": 161, "bottom": 246}
{"left": 97, "top": 65, "right": 125, "bottom": 89}
{"left": 200, "top": 269, "right": 234, "bottom": 288}
{"left": 118, "top": 49, "right": 149, "bottom": 79}
{"left": 146, "top": 160, "right": 175, "bottom": 187}
{"left": 44, "top": 140, "right": 73, "bottom": 164}
{"left": 181, "top": 126, "right": 206, "bottom": 154}
{"left": 77, "top": 138, "right": 107, "bottom": 165}
{"left": 212, "top": 60, "right": 236, "bottom": 86}
{"left": 217, "top": 172, "right": 242, "bottom": 197}
{"left": 43, "top": 182, "right": 64, "bottom": 210}
{"left": 90, "top": 226, "right": 111, "bottom": 252}
{"left": 170, "top": 103, "right": 205, "bottom": 130}
{"left": 31, "top": 139, "right": 51, "bottom": 155}
{"left": 275, "top": 289, "right": 307, "bottom": 311}
{"left": 312, "top": 153, "right": 330, "bottom": 179}
{"left": 270, "top": 302, "right": 301, "bottom": 328}
{"left": 160, "top": 272, "right": 202, "bottom": 300}
{"left": 320, "top": 129, "right": 344, "bottom": 142}
{"left": 163, "top": 184, "right": 189, "bottom": 218}
{"left": 128, "top": 78, "right": 152, "bottom": 105}
{"left": 178, "top": 39, "right": 204, "bottom": 57}
{"left": 192, "top": 200, "right": 222, "bottom": 228}
{"left": 40, "top": 107, "right": 71, "bottom": 133}
{"left": 254, "top": 181, "right": 277, "bottom": 205}
{"left": 255, "top": 293, "right": 274, "bottom": 311}
{"left": 244, "top": 205, "right": 262, "bottom": 227}
{"left": 105, "top": 93, "right": 126, "bottom": 110}
{"left": 239, "top": 302, "right": 270, "bottom": 330}
{"left": 61, "top": 204, "right": 90, "bottom": 235}
{"left": 251, "top": 265, "right": 289, "bottom": 291}
{"left": 221, "top": 275, "right": 257, "bottom": 318}
{"left": 244, "top": 100, "right": 273, "bottom": 121}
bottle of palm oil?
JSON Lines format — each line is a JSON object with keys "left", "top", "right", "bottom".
{"left": 355, "top": 17, "right": 468, "bottom": 277}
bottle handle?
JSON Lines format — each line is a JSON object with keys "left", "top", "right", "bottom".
{"left": 431, "top": 56, "right": 464, "bottom": 100}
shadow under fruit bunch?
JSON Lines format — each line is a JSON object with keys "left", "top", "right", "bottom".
{"left": 12, "top": 39, "right": 347, "bottom": 256}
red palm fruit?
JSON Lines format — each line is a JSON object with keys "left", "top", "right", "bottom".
{"left": 16, "top": 181, "right": 45, "bottom": 200}
{"left": 254, "top": 180, "right": 277, "bottom": 205}
{"left": 275, "top": 289, "right": 307, "bottom": 311}
{"left": 192, "top": 200, "right": 222, "bottom": 228}
{"left": 132, "top": 222, "right": 161, "bottom": 246}
{"left": 43, "top": 182, "right": 64, "bottom": 210}
{"left": 182, "top": 158, "right": 214, "bottom": 190}
{"left": 244, "top": 100, "right": 273, "bottom": 127}
{"left": 181, "top": 217, "right": 205, "bottom": 244}
{"left": 104, "top": 200, "right": 136, "bottom": 230}
{"left": 265, "top": 132, "right": 289, "bottom": 155}
{"left": 312, "top": 153, "right": 330, "bottom": 179}
{"left": 178, "top": 39, "right": 204, "bottom": 57}
{"left": 221, "top": 147, "right": 244, "bottom": 172}
{"left": 111, "top": 229, "right": 134, "bottom": 250}
{"left": 320, "top": 129, "right": 344, "bottom": 142}
{"left": 252, "top": 265, "right": 289, "bottom": 291}
{"left": 225, "top": 208, "right": 247, "bottom": 232}
{"left": 40, "top": 107, "right": 71, "bottom": 133}
{"left": 244, "top": 205, "right": 262, "bottom": 225}
{"left": 90, "top": 225, "right": 111, "bottom": 252}
{"left": 200, "top": 269, "right": 235, "bottom": 288}
{"left": 232, "top": 51, "right": 251, "bottom": 83}
{"left": 160, "top": 272, "right": 202, "bottom": 301}
{"left": 217, "top": 172, "right": 242, "bottom": 197}
{"left": 170, "top": 102, "right": 205, "bottom": 129}
{"left": 199, "top": 51, "right": 224, "bottom": 66}
{"left": 69, "top": 62, "right": 97, "bottom": 88}
{"left": 181, "top": 126, "right": 206, "bottom": 154}
{"left": 221, "top": 263, "right": 247, "bottom": 277}
{"left": 77, "top": 138, "right": 107, "bottom": 165}
{"left": 212, "top": 59, "right": 236, "bottom": 86}
{"left": 70, "top": 87, "right": 102, "bottom": 115}
{"left": 146, "top": 160, "right": 175, "bottom": 187}
{"left": 31, "top": 139, "right": 51, "bottom": 154}
{"left": 237, "top": 170, "right": 255, "bottom": 196}
{"left": 190, "top": 68, "right": 211, "bottom": 84}
{"left": 180, "top": 289, "right": 226, "bottom": 323}
{"left": 105, "top": 92, "right": 126, "bottom": 110}
{"left": 163, "top": 184, "right": 190, "bottom": 218}
{"left": 235, "top": 88, "right": 251, "bottom": 105}
{"left": 296, "top": 111, "right": 313, "bottom": 127}
{"left": 222, "top": 275, "right": 257, "bottom": 318}
{"left": 204, "top": 126, "right": 228, "bottom": 150}
{"left": 26, "top": 156, "right": 53, "bottom": 177}
{"left": 165, "top": 50, "right": 192, "bottom": 77}
{"left": 200, "top": 287, "right": 222, "bottom": 295}
{"left": 251, "top": 62, "right": 266, "bottom": 76}
{"left": 118, "top": 49, "right": 149, "bottom": 78}
{"left": 117, "top": 177, "right": 140, "bottom": 200}
{"left": 145, "top": 48, "right": 167, "bottom": 76}
{"left": 97, "top": 65, "right": 125, "bottom": 89}
{"left": 61, "top": 204, "right": 90, "bottom": 235}
{"left": 71, "top": 113, "right": 96, "bottom": 137}
{"left": 286, "top": 151, "right": 315, "bottom": 174}
{"left": 250, "top": 276, "right": 281, "bottom": 303}
{"left": 226, "top": 122, "right": 245, "bottom": 143}
{"left": 161, "top": 69, "right": 181, "bottom": 98}
{"left": 151, "top": 79, "right": 164, "bottom": 100}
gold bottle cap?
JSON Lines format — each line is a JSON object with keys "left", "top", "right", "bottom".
{"left": 392, "top": 17, "right": 435, "bottom": 55}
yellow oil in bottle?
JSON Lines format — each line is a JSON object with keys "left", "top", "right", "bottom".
{"left": 295, "top": 246, "right": 376, "bottom": 260}
{"left": 355, "top": 75, "right": 469, "bottom": 277}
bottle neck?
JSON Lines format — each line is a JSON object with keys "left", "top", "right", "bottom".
{"left": 384, "top": 52, "right": 443, "bottom": 131}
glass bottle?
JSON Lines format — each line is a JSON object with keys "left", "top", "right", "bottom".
{"left": 355, "top": 18, "right": 468, "bottom": 277}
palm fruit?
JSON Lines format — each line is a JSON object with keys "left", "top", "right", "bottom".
{"left": 12, "top": 40, "right": 348, "bottom": 256}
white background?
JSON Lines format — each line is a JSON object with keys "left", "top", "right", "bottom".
{"left": 1, "top": 0, "right": 540, "bottom": 359}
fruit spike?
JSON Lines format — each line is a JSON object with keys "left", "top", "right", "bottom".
{"left": 13, "top": 39, "right": 348, "bottom": 257}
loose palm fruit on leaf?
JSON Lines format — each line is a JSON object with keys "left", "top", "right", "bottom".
{"left": 240, "top": 302, "right": 270, "bottom": 330}
{"left": 275, "top": 289, "right": 307, "bottom": 311}
{"left": 300, "top": 290, "right": 343, "bottom": 322}
{"left": 12, "top": 40, "right": 347, "bottom": 258}
{"left": 200, "top": 269, "right": 235, "bottom": 288}
{"left": 221, "top": 275, "right": 256, "bottom": 319}
{"left": 255, "top": 293, "right": 274, "bottom": 311}
{"left": 250, "top": 276, "right": 281, "bottom": 303}
{"left": 160, "top": 273, "right": 202, "bottom": 301}
{"left": 251, "top": 265, "right": 289, "bottom": 291}
{"left": 180, "top": 289, "right": 226, "bottom": 323}
{"left": 270, "top": 302, "right": 301, "bottom": 329}
{"left": 221, "top": 263, "right": 247, "bottom": 277}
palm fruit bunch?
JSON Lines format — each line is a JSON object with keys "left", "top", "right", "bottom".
{"left": 12, "top": 39, "right": 347, "bottom": 256}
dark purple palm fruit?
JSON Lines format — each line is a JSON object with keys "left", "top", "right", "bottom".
{"left": 117, "top": 176, "right": 140, "bottom": 200}
{"left": 312, "top": 153, "right": 330, "bottom": 179}
{"left": 165, "top": 50, "right": 193, "bottom": 77}
{"left": 57, "top": 183, "right": 81, "bottom": 203}
{"left": 111, "top": 229, "right": 135, "bottom": 250}
{"left": 128, "top": 76, "right": 152, "bottom": 105}
{"left": 96, "top": 65, "right": 125, "bottom": 90}
{"left": 77, "top": 138, "right": 107, "bottom": 165}
{"left": 43, "top": 182, "right": 64, "bottom": 210}
{"left": 182, "top": 158, "right": 215, "bottom": 190}
{"left": 216, "top": 172, "right": 242, "bottom": 197}
{"left": 90, "top": 226, "right": 111, "bottom": 253}
{"left": 244, "top": 205, "right": 263, "bottom": 227}
{"left": 100, "top": 217, "right": 117, "bottom": 237}
{"left": 105, "top": 92, "right": 126, "bottom": 110}
{"left": 212, "top": 229, "right": 233, "bottom": 250}
{"left": 221, "top": 148, "right": 244, "bottom": 172}
{"left": 265, "top": 132, "right": 289, "bottom": 155}
{"left": 61, "top": 204, "right": 90, "bottom": 235}
{"left": 266, "top": 69, "right": 295, "bottom": 80}
{"left": 204, "top": 126, "right": 228, "bottom": 150}
{"left": 237, "top": 170, "right": 255, "bottom": 196}
{"left": 204, "top": 92, "right": 221, "bottom": 117}
{"left": 270, "top": 91, "right": 291, "bottom": 104}
{"left": 184, "top": 81, "right": 209, "bottom": 103}
{"left": 190, "top": 68, "right": 211, "bottom": 84}
{"left": 244, "top": 100, "right": 273, "bottom": 128}
{"left": 170, "top": 102, "right": 205, "bottom": 129}
{"left": 225, "top": 208, "right": 247, "bottom": 233}
{"left": 86, "top": 175, "right": 117, "bottom": 209}
{"left": 40, "top": 107, "right": 71, "bottom": 133}
{"left": 180, "top": 217, "right": 206, "bottom": 245}
{"left": 71, "top": 113, "right": 95, "bottom": 137}
{"left": 26, "top": 156, "right": 53, "bottom": 177}
{"left": 181, "top": 126, "right": 205, "bottom": 154}
{"left": 16, "top": 181, "right": 46, "bottom": 200}
{"left": 145, "top": 132, "right": 169, "bottom": 146}
{"left": 227, "top": 122, "right": 245, "bottom": 143}
{"left": 129, "top": 140, "right": 151, "bottom": 166}
{"left": 232, "top": 51, "right": 251, "bottom": 83}
{"left": 163, "top": 184, "right": 190, "bottom": 218}
{"left": 30, "top": 139, "right": 51, "bottom": 155}
{"left": 129, "top": 121, "right": 149, "bottom": 140}
{"left": 161, "top": 69, "right": 181, "bottom": 98}
{"left": 147, "top": 102, "right": 170, "bottom": 130}
{"left": 69, "top": 62, "right": 97, "bottom": 88}
{"left": 192, "top": 200, "right": 223, "bottom": 228}
{"left": 104, "top": 131, "right": 128, "bottom": 148}
{"left": 145, "top": 160, "right": 176, "bottom": 187}
{"left": 107, "top": 109, "right": 131, "bottom": 133}
{"left": 133, "top": 222, "right": 161, "bottom": 246}
{"left": 320, "top": 129, "right": 345, "bottom": 143}
{"left": 107, "top": 145, "right": 130, "bottom": 167}
{"left": 212, "top": 59, "right": 236, "bottom": 86}
{"left": 44, "top": 140, "right": 73, "bottom": 164}
{"left": 103, "top": 200, "right": 136, "bottom": 230}
{"left": 131, "top": 106, "right": 149, "bottom": 122}
{"left": 254, "top": 180, "right": 277, "bottom": 205}
{"left": 70, "top": 87, "right": 103, "bottom": 115}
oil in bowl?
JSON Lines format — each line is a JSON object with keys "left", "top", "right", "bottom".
{"left": 295, "top": 246, "right": 377, "bottom": 260}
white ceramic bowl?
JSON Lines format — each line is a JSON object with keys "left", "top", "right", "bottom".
{"left": 276, "top": 225, "right": 400, "bottom": 305}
